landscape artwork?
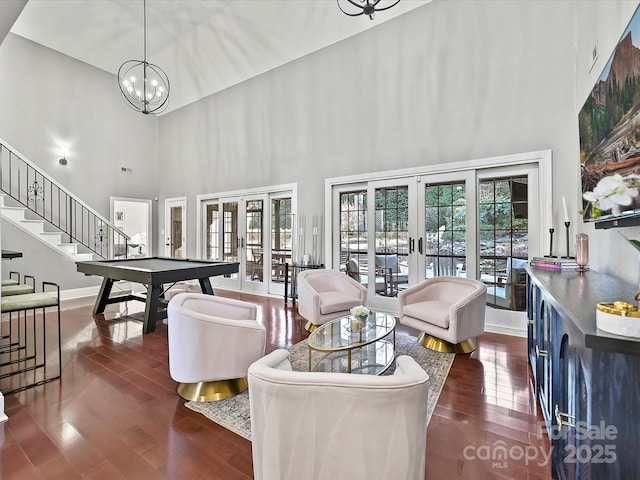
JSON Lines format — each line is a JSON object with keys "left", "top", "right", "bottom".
{"left": 579, "top": 6, "right": 640, "bottom": 221}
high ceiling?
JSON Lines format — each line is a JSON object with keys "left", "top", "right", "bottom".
{"left": 10, "top": 0, "right": 431, "bottom": 114}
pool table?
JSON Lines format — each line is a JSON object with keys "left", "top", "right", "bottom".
{"left": 76, "top": 257, "right": 239, "bottom": 333}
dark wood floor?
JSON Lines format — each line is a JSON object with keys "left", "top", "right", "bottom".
{"left": 0, "top": 291, "right": 553, "bottom": 479}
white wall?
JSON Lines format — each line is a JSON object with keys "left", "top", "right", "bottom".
{"left": 0, "top": 33, "right": 159, "bottom": 287}
{"left": 158, "top": 0, "right": 578, "bottom": 266}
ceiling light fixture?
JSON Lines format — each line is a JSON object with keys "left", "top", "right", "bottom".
{"left": 336, "top": 0, "right": 401, "bottom": 20}
{"left": 117, "top": 0, "right": 170, "bottom": 115}
{"left": 59, "top": 147, "right": 68, "bottom": 165}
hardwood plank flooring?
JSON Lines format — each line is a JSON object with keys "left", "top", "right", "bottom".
{"left": 0, "top": 291, "right": 553, "bottom": 479}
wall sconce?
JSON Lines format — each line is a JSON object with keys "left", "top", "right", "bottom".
{"left": 59, "top": 147, "right": 68, "bottom": 165}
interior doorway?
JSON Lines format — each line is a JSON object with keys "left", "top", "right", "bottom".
{"left": 110, "top": 197, "right": 152, "bottom": 257}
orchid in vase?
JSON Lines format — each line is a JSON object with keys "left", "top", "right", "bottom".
{"left": 582, "top": 173, "right": 640, "bottom": 218}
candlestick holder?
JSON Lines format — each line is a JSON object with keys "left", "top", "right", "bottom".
{"left": 562, "top": 221, "right": 575, "bottom": 259}
{"left": 544, "top": 228, "right": 557, "bottom": 258}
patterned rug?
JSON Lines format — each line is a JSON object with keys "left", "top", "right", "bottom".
{"left": 185, "top": 334, "right": 455, "bottom": 441}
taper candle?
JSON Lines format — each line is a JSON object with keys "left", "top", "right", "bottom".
{"left": 562, "top": 196, "right": 569, "bottom": 223}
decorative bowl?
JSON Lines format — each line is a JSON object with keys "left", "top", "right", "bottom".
{"left": 596, "top": 301, "right": 640, "bottom": 338}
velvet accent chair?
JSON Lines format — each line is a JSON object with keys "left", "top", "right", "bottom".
{"left": 167, "top": 293, "right": 266, "bottom": 402}
{"left": 248, "top": 349, "right": 429, "bottom": 480}
{"left": 297, "top": 269, "right": 367, "bottom": 333}
{"left": 398, "top": 276, "right": 487, "bottom": 354}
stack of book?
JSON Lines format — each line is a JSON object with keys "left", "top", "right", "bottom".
{"left": 529, "top": 257, "right": 580, "bottom": 271}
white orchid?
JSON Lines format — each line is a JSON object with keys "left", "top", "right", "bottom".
{"left": 583, "top": 174, "right": 640, "bottom": 218}
{"left": 350, "top": 305, "right": 370, "bottom": 318}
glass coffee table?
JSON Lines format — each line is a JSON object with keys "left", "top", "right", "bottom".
{"left": 307, "top": 311, "right": 396, "bottom": 375}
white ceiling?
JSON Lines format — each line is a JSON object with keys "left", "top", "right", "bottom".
{"left": 10, "top": 0, "right": 431, "bottom": 114}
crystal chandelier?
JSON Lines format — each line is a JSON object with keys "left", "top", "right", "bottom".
{"left": 117, "top": 0, "right": 170, "bottom": 115}
{"left": 336, "top": 0, "right": 401, "bottom": 20}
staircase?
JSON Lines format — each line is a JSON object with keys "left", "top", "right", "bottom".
{"left": 0, "top": 194, "right": 94, "bottom": 261}
{"left": 0, "top": 138, "right": 129, "bottom": 260}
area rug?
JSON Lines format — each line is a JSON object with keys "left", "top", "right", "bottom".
{"left": 185, "top": 334, "right": 455, "bottom": 441}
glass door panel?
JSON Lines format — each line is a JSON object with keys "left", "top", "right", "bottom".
{"left": 164, "top": 198, "right": 186, "bottom": 258}
{"left": 424, "top": 182, "right": 467, "bottom": 279}
{"left": 222, "top": 200, "right": 239, "bottom": 277}
{"left": 340, "top": 190, "right": 368, "bottom": 282}
{"left": 204, "top": 203, "right": 219, "bottom": 261}
{"left": 373, "top": 185, "right": 409, "bottom": 297}
{"left": 246, "top": 199, "right": 264, "bottom": 284}
{"left": 271, "top": 197, "right": 293, "bottom": 286}
{"left": 479, "top": 175, "right": 529, "bottom": 311}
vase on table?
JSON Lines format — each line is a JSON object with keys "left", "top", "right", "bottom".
{"left": 350, "top": 315, "right": 368, "bottom": 332}
{"left": 575, "top": 233, "right": 589, "bottom": 272}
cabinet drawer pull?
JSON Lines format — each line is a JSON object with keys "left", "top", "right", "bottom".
{"left": 535, "top": 345, "right": 547, "bottom": 358}
{"left": 555, "top": 404, "right": 576, "bottom": 428}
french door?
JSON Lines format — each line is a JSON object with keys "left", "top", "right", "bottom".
{"left": 200, "top": 195, "right": 265, "bottom": 293}
{"left": 200, "top": 192, "right": 294, "bottom": 295}
{"left": 334, "top": 163, "right": 540, "bottom": 322}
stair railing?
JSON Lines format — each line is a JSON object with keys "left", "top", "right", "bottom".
{"left": 0, "top": 139, "right": 130, "bottom": 259}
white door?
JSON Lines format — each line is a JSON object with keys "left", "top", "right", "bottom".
{"left": 165, "top": 197, "right": 186, "bottom": 258}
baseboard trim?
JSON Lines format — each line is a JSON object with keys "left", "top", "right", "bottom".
{"left": 484, "top": 323, "right": 527, "bottom": 338}
{"left": 0, "top": 393, "right": 7, "bottom": 422}
{"left": 60, "top": 286, "right": 100, "bottom": 301}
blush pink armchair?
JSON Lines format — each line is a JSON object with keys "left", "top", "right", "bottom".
{"left": 398, "top": 276, "right": 487, "bottom": 353}
{"left": 248, "top": 349, "right": 429, "bottom": 480}
{"left": 297, "top": 269, "right": 367, "bottom": 332}
{"left": 167, "top": 293, "right": 266, "bottom": 401}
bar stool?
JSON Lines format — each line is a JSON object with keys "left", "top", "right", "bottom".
{"left": 0, "top": 281, "right": 62, "bottom": 394}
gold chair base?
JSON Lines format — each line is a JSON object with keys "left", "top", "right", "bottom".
{"left": 177, "top": 378, "right": 248, "bottom": 402}
{"left": 305, "top": 321, "right": 319, "bottom": 333}
{"left": 417, "top": 333, "right": 476, "bottom": 354}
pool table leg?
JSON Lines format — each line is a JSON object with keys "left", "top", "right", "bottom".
{"left": 143, "top": 284, "right": 163, "bottom": 333}
{"left": 199, "top": 277, "right": 214, "bottom": 295}
{"left": 94, "top": 278, "right": 114, "bottom": 314}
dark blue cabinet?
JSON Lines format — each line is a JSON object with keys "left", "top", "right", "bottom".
{"left": 526, "top": 267, "right": 640, "bottom": 480}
